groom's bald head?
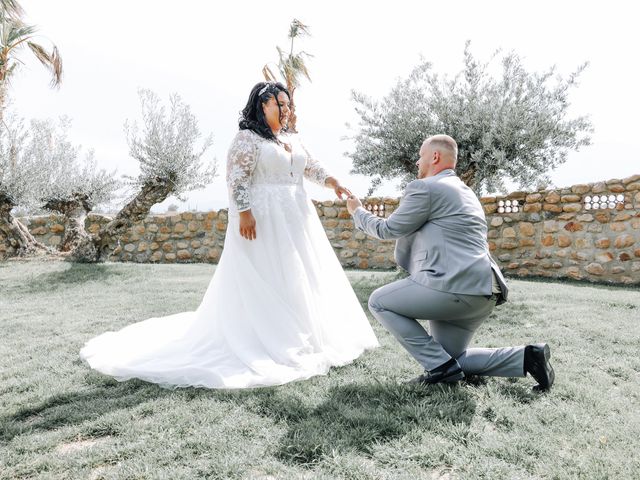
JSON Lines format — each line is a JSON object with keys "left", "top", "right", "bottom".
{"left": 424, "top": 135, "right": 458, "bottom": 167}
{"left": 416, "top": 134, "right": 458, "bottom": 179}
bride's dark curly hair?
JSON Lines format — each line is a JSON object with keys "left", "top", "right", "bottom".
{"left": 239, "top": 81, "right": 290, "bottom": 142}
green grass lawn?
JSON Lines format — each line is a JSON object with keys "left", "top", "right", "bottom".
{"left": 1, "top": 260, "right": 639, "bottom": 480}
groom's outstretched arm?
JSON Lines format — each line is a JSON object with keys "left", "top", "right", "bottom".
{"left": 352, "top": 180, "right": 431, "bottom": 240}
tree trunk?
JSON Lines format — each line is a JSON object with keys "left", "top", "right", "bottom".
{"left": 0, "top": 195, "right": 49, "bottom": 257}
{"left": 459, "top": 163, "right": 478, "bottom": 190}
{"left": 72, "top": 179, "right": 174, "bottom": 262}
{"left": 287, "top": 85, "right": 298, "bottom": 133}
{"left": 43, "top": 195, "right": 93, "bottom": 253}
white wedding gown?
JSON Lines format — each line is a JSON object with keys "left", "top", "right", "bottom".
{"left": 80, "top": 129, "right": 379, "bottom": 389}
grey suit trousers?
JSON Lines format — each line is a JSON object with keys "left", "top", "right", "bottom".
{"left": 368, "top": 278, "right": 525, "bottom": 377}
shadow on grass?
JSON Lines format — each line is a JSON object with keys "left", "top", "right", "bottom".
{"left": 0, "top": 378, "right": 169, "bottom": 444}
{"left": 24, "top": 263, "right": 124, "bottom": 293}
{"left": 214, "top": 380, "right": 477, "bottom": 467}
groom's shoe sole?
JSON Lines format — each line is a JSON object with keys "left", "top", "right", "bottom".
{"left": 525, "top": 343, "right": 555, "bottom": 391}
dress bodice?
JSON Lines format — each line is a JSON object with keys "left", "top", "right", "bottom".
{"left": 226, "top": 129, "right": 330, "bottom": 212}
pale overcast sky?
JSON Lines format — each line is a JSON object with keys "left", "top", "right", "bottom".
{"left": 11, "top": 0, "right": 639, "bottom": 212}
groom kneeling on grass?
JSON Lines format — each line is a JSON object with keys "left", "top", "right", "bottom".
{"left": 346, "top": 134, "right": 554, "bottom": 390}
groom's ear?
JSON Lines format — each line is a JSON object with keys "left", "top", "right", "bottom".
{"left": 432, "top": 151, "right": 441, "bottom": 164}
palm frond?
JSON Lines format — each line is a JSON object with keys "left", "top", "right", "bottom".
{"left": 288, "top": 19, "right": 310, "bottom": 39}
{"left": 261, "top": 64, "right": 280, "bottom": 83}
{"left": 27, "top": 41, "right": 62, "bottom": 87}
{"left": 0, "top": 0, "right": 24, "bottom": 19}
{"left": 6, "top": 23, "right": 37, "bottom": 46}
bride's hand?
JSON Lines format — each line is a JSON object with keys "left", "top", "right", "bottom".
{"left": 326, "top": 177, "right": 352, "bottom": 199}
{"left": 239, "top": 210, "right": 256, "bottom": 240}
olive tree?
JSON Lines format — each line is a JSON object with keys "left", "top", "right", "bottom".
{"left": 73, "top": 89, "right": 216, "bottom": 262}
{"left": 347, "top": 42, "right": 593, "bottom": 195}
{"left": 30, "top": 118, "right": 120, "bottom": 253}
{"left": 0, "top": 113, "right": 48, "bottom": 255}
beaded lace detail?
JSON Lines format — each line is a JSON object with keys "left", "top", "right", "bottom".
{"left": 226, "top": 130, "right": 330, "bottom": 212}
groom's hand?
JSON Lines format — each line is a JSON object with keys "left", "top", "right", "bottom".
{"left": 347, "top": 195, "right": 363, "bottom": 215}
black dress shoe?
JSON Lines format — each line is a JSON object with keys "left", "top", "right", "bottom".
{"left": 524, "top": 343, "right": 555, "bottom": 391}
{"left": 407, "top": 358, "right": 465, "bottom": 385}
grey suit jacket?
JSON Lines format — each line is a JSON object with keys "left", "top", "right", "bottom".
{"left": 353, "top": 169, "right": 508, "bottom": 304}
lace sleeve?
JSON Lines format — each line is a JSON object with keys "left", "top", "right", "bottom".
{"left": 300, "top": 141, "right": 331, "bottom": 186}
{"left": 226, "top": 130, "right": 259, "bottom": 212}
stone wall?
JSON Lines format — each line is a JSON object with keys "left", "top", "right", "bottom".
{"left": 2, "top": 174, "right": 639, "bottom": 285}
{"left": 483, "top": 174, "right": 640, "bottom": 284}
{"left": 1, "top": 198, "right": 400, "bottom": 268}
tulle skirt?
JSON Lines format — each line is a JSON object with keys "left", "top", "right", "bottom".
{"left": 80, "top": 184, "right": 379, "bottom": 388}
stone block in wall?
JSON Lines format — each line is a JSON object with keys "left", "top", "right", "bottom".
{"left": 338, "top": 209, "right": 351, "bottom": 219}
{"left": 595, "top": 252, "right": 614, "bottom": 263}
{"left": 562, "top": 203, "right": 582, "bottom": 213}
{"left": 572, "top": 251, "right": 590, "bottom": 261}
{"left": 612, "top": 266, "right": 625, "bottom": 274}
{"left": 523, "top": 202, "right": 542, "bottom": 213}
{"left": 626, "top": 182, "right": 640, "bottom": 191}
{"left": 541, "top": 235, "right": 554, "bottom": 247}
{"left": 594, "top": 212, "right": 610, "bottom": 223}
{"left": 483, "top": 204, "right": 498, "bottom": 215}
{"left": 165, "top": 253, "right": 176, "bottom": 262}
{"left": 561, "top": 195, "right": 581, "bottom": 203}
{"left": 563, "top": 221, "right": 583, "bottom": 232}
{"left": 610, "top": 222, "right": 627, "bottom": 232}
{"left": 324, "top": 219, "right": 338, "bottom": 228}
{"left": 177, "top": 250, "right": 192, "bottom": 260}
{"left": 614, "top": 234, "right": 635, "bottom": 248}
{"left": 545, "top": 191, "right": 561, "bottom": 203}
{"left": 518, "top": 222, "right": 535, "bottom": 236}
{"left": 526, "top": 193, "right": 543, "bottom": 202}
{"left": 543, "top": 204, "right": 562, "bottom": 213}
{"left": 502, "top": 227, "right": 516, "bottom": 238}
{"left": 543, "top": 221, "right": 558, "bottom": 233}
{"left": 558, "top": 235, "right": 572, "bottom": 248}
{"left": 614, "top": 213, "right": 632, "bottom": 222}
{"left": 585, "top": 263, "right": 605, "bottom": 275}
{"left": 619, "top": 252, "right": 632, "bottom": 261}
{"left": 623, "top": 174, "right": 640, "bottom": 184}
{"left": 149, "top": 251, "right": 163, "bottom": 262}
{"left": 571, "top": 184, "right": 590, "bottom": 194}
{"left": 595, "top": 238, "right": 610, "bottom": 249}
{"left": 609, "top": 184, "right": 625, "bottom": 193}
{"left": 519, "top": 238, "right": 536, "bottom": 247}
{"left": 574, "top": 238, "right": 592, "bottom": 249}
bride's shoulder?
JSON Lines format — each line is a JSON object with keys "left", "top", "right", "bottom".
{"left": 233, "top": 129, "right": 261, "bottom": 141}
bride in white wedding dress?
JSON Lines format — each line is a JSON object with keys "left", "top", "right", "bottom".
{"left": 80, "top": 82, "right": 379, "bottom": 388}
